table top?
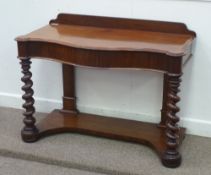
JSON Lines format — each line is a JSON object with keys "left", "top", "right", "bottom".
{"left": 16, "top": 13, "right": 196, "bottom": 57}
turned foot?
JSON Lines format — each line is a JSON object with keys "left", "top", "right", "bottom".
{"left": 162, "top": 151, "right": 181, "bottom": 168}
{"left": 20, "top": 58, "right": 39, "bottom": 143}
{"left": 21, "top": 127, "right": 39, "bottom": 143}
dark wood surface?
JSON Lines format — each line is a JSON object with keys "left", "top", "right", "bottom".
{"left": 62, "top": 64, "right": 77, "bottom": 113}
{"left": 17, "top": 41, "right": 184, "bottom": 73}
{"left": 16, "top": 24, "right": 194, "bottom": 56}
{"left": 37, "top": 110, "right": 186, "bottom": 156}
{"left": 16, "top": 13, "right": 196, "bottom": 168}
{"left": 49, "top": 13, "right": 196, "bottom": 35}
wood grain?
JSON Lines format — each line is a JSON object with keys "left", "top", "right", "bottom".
{"left": 16, "top": 13, "right": 196, "bottom": 168}
{"left": 37, "top": 110, "right": 186, "bottom": 157}
{"left": 50, "top": 13, "right": 196, "bottom": 36}
{"left": 16, "top": 24, "right": 194, "bottom": 56}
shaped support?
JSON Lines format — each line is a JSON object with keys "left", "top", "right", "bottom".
{"left": 20, "top": 58, "right": 38, "bottom": 142}
{"left": 62, "top": 64, "right": 77, "bottom": 114}
{"left": 162, "top": 73, "right": 182, "bottom": 168}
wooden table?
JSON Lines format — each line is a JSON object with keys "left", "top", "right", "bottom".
{"left": 16, "top": 13, "right": 196, "bottom": 168}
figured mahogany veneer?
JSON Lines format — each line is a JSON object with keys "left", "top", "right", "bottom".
{"left": 37, "top": 110, "right": 186, "bottom": 156}
{"left": 16, "top": 13, "right": 196, "bottom": 168}
{"left": 17, "top": 24, "right": 193, "bottom": 56}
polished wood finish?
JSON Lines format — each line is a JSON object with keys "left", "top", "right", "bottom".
{"left": 16, "top": 13, "right": 196, "bottom": 168}
{"left": 160, "top": 73, "right": 169, "bottom": 127}
{"left": 17, "top": 41, "right": 184, "bottom": 73}
{"left": 49, "top": 13, "right": 195, "bottom": 36}
{"left": 20, "top": 58, "right": 38, "bottom": 142}
{"left": 162, "top": 73, "right": 182, "bottom": 167}
{"left": 17, "top": 24, "right": 194, "bottom": 56}
{"left": 62, "top": 64, "right": 77, "bottom": 113}
{"left": 37, "top": 110, "right": 186, "bottom": 156}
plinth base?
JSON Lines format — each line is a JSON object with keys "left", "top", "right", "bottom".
{"left": 22, "top": 110, "right": 186, "bottom": 167}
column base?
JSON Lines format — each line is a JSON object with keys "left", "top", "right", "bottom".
{"left": 21, "top": 127, "right": 39, "bottom": 143}
{"left": 161, "top": 151, "right": 181, "bottom": 168}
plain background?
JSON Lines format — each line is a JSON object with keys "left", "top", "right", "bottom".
{"left": 0, "top": 0, "right": 211, "bottom": 137}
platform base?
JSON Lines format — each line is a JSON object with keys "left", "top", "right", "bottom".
{"left": 25, "top": 110, "right": 185, "bottom": 167}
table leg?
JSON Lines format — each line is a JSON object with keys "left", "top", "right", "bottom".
{"left": 162, "top": 73, "right": 182, "bottom": 168}
{"left": 159, "top": 73, "right": 168, "bottom": 127}
{"left": 20, "top": 58, "right": 38, "bottom": 142}
{"left": 62, "top": 64, "right": 77, "bottom": 113}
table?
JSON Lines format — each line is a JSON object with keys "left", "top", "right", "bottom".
{"left": 16, "top": 13, "right": 196, "bottom": 168}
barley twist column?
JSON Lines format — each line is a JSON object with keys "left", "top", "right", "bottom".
{"left": 162, "top": 73, "right": 182, "bottom": 168}
{"left": 20, "top": 58, "right": 38, "bottom": 142}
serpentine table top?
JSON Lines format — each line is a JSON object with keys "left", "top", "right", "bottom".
{"left": 16, "top": 13, "right": 196, "bottom": 168}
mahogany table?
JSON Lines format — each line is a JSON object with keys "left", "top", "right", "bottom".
{"left": 16, "top": 13, "right": 196, "bottom": 168}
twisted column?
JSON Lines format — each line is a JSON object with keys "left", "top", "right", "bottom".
{"left": 159, "top": 73, "right": 169, "bottom": 127}
{"left": 162, "top": 73, "right": 182, "bottom": 168}
{"left": 20, "top": 58, "right": 38, "bottom": 142}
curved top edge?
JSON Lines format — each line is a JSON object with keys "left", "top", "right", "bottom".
{"left": 16, "top": 37, "right": 188, "bottom": 57}
{"left": 50, "top": 13, "right": 196, "bottom": 38}
{"left": 15, "top": 22, "right": 195, "bottom": 57}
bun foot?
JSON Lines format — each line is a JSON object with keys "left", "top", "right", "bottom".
{"left": 21, "top": 128, "right": 39, "bottom": 143}
{"left": 161, "top": 151, "right": 181, "bottom": 168}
